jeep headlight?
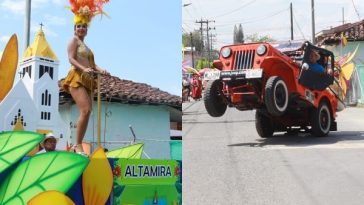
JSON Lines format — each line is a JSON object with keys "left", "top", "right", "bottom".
{"left": 256, "top": 44, "right": 267, "bottom": 56}
{"left": 221, "top": 47, "right": 232, "bottom": 58}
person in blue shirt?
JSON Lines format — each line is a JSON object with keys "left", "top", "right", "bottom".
{"left": 307, "top": 49, "right": 325, "bottom": 73}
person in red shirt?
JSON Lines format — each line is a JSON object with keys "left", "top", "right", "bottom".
{"left": 191, "top": 74, "right": 202, "bottom": 100}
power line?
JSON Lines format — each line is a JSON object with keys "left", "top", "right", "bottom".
{"left": 194, "top": 0, "right": 207, "bottom": 19}
{"left": 351, "top": 0, "right": 361, "bottom": 20}
{"left": 183, "top": 6, "right": 195, "bottom": 20}
{"left": 213, "top": 7, "right": 289, "bottom": 27}
{"left": 182, "top": 23, "right": 194, "bottom": 32}
{"left": 196, "top": 19, "right": 215, "bottom": 62}
{"left": 212, "top": 0, "right": 256, "bottom": 19}
{"left": 292, "top": 10, "right": 306, "bottom": 40}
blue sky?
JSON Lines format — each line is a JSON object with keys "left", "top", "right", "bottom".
{"left": 0, "top": 0, "right": 181, "bottom": 96}
{"left": 183, "top": 0, "right": 364, "bottom": 49}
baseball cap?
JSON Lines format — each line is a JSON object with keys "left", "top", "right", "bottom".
{"left": 41, "top": 133, "right": 56, "bottom": 148}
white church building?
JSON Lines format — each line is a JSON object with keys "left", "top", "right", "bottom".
{"left": 0, "top": 28, "right": 67, "bottom": 150}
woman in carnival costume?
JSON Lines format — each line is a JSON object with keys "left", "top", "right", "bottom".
{"left": 62, "top": 0, "right": 110, "bottom": 155}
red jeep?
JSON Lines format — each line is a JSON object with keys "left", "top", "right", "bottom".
{"left": 204, "top": 41, "right": 343, "bottom": 137}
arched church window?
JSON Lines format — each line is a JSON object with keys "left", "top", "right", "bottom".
{"left": 41, "top": 90, "right": 51, "bottom": 106}
{"left": 39, "top": 65, "right": 44, "bottom": 78}
{"left": 39, "top": 65, "right": 54, "bottom": 79}
{"left": 22, "top": 66, "right": 32, "bottom": 78}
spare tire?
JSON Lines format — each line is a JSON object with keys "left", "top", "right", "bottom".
{"left": 204, "top": 80, "right": 227, "bottom": 117}
{"left": 265, "top": 76, "right": 289, "bottom": 116}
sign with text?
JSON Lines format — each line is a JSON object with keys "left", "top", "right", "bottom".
{"left": 116, "top": 159, "right": 179, "bottom": 185}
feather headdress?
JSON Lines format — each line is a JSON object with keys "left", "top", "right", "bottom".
{"left": 69, "top": 0, "right": 109, "bottom": 25}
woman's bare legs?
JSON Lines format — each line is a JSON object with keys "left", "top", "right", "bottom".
{"left": 69, "top": 86, "right": 92, "bottom": 152}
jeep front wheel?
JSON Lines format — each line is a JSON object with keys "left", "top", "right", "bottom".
{"left": 265, "top": 76, "right": 288, "bottom": 116}
{"left": 311, "top": 101, "right": 331, "bottom": 137}
{"left": 204, "top": 80, "right": 227, "bottom": 117}
{"left": 255, "top": 109, "right": 274, "bottom": 138}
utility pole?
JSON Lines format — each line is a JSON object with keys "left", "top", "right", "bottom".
{"left": 24, "top": 0, "right": 31, "bottom": 50}
{"left": 190, "top": 32, "right": 195, "bottom": 68}
{"left": 290, "top": 2, "right": 294, "bottom": 40}
{"left": 342, "top": 7, "right": 344, "bottom": 25}
{"left": 206, "top": 20, "right": 210, "bottom": 62}
{"left": 196, "top": 19, "right": 215, "bottom": 62}
{"left": 210, "top": 34, "right": 217, "bottom": 61}
{"left": 196, "top": 19, "right": 205, "bottom": 55}
{"left": 311, "top": 0, "right": 316, "bottom": 44}
{"left": 208, "top": 26, "right": 216, "bottom": 63}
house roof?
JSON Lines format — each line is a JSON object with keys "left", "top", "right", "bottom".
{"left": 316, "top": 20, "right": 364, "bottom": 45}
{"left": 59, "top": 75, "right": 182, "bottom": 109}
{"left": 23, "top": 29, "right": 58, "bottom": 60}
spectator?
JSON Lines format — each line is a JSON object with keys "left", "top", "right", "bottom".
{"left": 37, "top": 133, "right": 57, "bottom": 154}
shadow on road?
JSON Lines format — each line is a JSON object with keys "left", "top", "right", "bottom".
{"left": 228, "top": 131, "right": 364, "bottom": 148}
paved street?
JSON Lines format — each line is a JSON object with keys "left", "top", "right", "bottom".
{"left": 183, "top": 100, "right": 364, "bottom": 205}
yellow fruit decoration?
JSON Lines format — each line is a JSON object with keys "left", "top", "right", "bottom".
{"left": 82, "top": 147, "right": 113, "bottom": 205}
{"left": 27, "top": 190, "right": 75, "bottom": 205}
{"left": 0, "top": 34, "right": 18, "bottom": 101}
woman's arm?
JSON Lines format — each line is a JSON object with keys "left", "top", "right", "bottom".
{"left": 67, "top": 37, "right": 93, "bottom": 73}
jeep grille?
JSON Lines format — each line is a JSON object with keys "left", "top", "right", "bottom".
{"left": 233, "top": 50, "right": 255, "bottom": 70}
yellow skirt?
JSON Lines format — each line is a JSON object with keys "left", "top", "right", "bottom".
{"left": 62, "top": 67, "right": 96, "bottom": 94}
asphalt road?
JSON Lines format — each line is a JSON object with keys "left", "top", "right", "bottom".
{"left": 183, "top": 100, "right": 364, "bottom": 205}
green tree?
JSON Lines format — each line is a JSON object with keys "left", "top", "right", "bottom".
{"left": 182, "top": 31, "right": 204, "bottom": 53}
{"left": 234, "top": 24, "right": 244, "bottom": 44}
{"left": 238, "top": 24, "right": 244, "bottom": 43}
{"left": 246, "top": 33, "right": 275, "bottom": 43}
{"left": 196, "top": 58, "right": 212, "bottom": 70}
{"left": 233, "top": 25, "right": 238, "bottom": 44}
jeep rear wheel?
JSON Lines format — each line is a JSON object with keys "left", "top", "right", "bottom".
{"left": 204, "top": 80, "right": 227, "bottom": 117}
{"left": 255, "top": 109, "right": 274, "bottom": 138}
{"left": 311, "top": 101, "right": 331, "bottom": 137}
{"left": 265, "top": 76, "right": 288, "bottom": 117}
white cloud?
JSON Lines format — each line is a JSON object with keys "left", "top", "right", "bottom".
{"left": 33, "top": 0, "right": 50, "bottom": 7}
{"left": 0, "top": 0, "right": 25, "bottom": 15}
{"left": 0, "top": 0, "right": 53, "bottom": 15}
{"left": 44, "top": 14, "right": 66, "bottom": 26}
{"left": 51, "top": 0, "right": 64, "bottom": 6}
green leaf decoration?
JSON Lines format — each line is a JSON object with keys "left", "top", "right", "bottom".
{"left": 0, "top": 151, "right": 89, "bottom": 205}
{"left": 0, "top": 131, "right": 44, "bottom": 174}
{"left": 106, "top": 143, "right": 144, "bottom": 159}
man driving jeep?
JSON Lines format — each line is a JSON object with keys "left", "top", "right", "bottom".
{"left": 307, "top": 49, "right": 325, "bottom": 73}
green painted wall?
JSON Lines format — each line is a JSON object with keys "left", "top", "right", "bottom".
{"left": 60, "top": 102, "right": 171, "bottom": 159}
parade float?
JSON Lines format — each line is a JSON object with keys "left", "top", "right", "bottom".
{"left": 0, "top": 11, "right": 181, "bottom": 205}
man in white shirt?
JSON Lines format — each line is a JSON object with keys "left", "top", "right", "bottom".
{"left": 37, "top": 132, "right": 57, "bottom": 154}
